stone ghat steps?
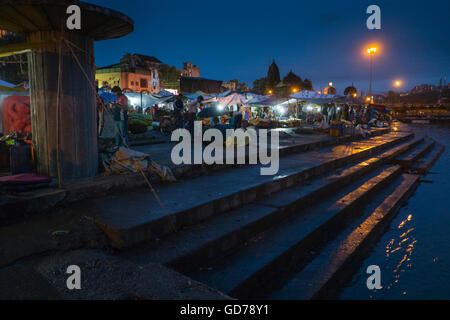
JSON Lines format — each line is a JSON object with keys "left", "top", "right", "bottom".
{"left": 268, "top": 173, "right": 420, "bottom": 300}
{"left": 94, "top": 131, "right": 414, "bottom": 249}
{"left": 0, "top": 129, "right": 390, "bottom": 225}
{"left": 411, "top": 143, "right": 445, "bottom": 175}
{"left": 392, "top": 138, "right": 435, "bottom": 170}
{"left": 184, "top": 165, "right": 404, "bottom": 299}
{"left": 121, "top": 136, "right": 423, "bottom": 274}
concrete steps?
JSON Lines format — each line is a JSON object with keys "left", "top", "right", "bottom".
{"left": 269, "top": 173, "right": 420, "bottom": 300}
{"left": 95, "top": 132, "right": 414, "bottom": 249}
{"left": 185, "top": 165, "right": 403, "bottom": 299}
{"left": 411, "top": 143, "right": 445, "bottom": 175}
{"left": 392, "top": 138, "right": 435, "bottom": 170}
{"left": 121, "top": 136, "right": 424, "bottom": 274}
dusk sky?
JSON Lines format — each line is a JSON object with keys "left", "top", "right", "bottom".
{"left": 90, "top": 0, "right": 450, "bottom": 94}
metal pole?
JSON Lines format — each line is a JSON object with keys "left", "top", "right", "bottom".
{"left": 369, "top": 54, "right": 373, "bottom": 97}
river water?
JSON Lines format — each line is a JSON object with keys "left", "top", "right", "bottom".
{"left": 339, "top": 123, "right": 450, "bottom": 300}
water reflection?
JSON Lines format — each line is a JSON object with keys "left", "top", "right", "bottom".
{"left": 383, "top": 213, "right": 417, "bottom": 291}
{"left": 340, "top": 123, "right": 450, "bottom": 299}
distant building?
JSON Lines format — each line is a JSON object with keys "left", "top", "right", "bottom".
{"left": 238, "top": 83, "right": 249, "bottom": 92}
{"left": 222, "top": 80, "right": 237, "bottom": 92}
{"left": 410, "top": 84, "right": 438, "bottom": 94}
{"left": 180, "top": 77, "right": 222, "bottom": 94}
{"left": 221, "top": 80, "right": 249, "bottom": 92}
{"left": 178, "top": 62, "right": 200, "bottom": 78}
{"left": 96, "top": 53, "right": 161, "bottom": 93}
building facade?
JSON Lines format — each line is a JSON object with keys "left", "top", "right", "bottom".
{"left": 96, "top": 54, "right": 161, "bottom": 93}
{"left": 178, "top": 62, "right": 200, "bottom": 78}
{"left": 180, "top": 77, "right": 222, "bottom": 94}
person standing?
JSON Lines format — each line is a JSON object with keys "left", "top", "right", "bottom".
{"left": 174, "top": 94, "right": 185, "bottom": 129}
{"left": 111, "top": 86, "right": 129, "bottom": 147}
{"left": 188, "top": 96, "right": 203, "bottom": 133}
{"left": 96, "top": 87, "right": 106, "bottom": 136}
{"left": 234, "top": 104, "right": 243, "bottom": 129}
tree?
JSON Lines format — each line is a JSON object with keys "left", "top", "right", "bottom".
{"left": 159, "top": 64, "right": 181, "bottom": 86}
{"left": 344, "top": 86, "right": 357, "bottom": 96}
{"left": 303, "top": 79, "right": 313, "bottom": 91}
{"left": 252, "top": 77, "right": 267, "bottom": 94}
{"left": 266, "top": 60, "right": 280, "bottom": 90}
{"left": 283, "top": 71, "right": 303, "bottom": 90}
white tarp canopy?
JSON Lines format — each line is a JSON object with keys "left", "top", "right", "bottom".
{"left": 125, "top": 93, "right": 174, "bottom": 108}
{"left": 247, "top": 94, "right": 271, "bottom": 105}
{"left": 183, "top": 93, "right": 214, "bottom": 100}
{"left": 290, "top": 90, "right": 340, "bottom": 100}
{"left": 216, "top": 93, "right": 248, "bottom": 107}
{"left": 155, "top": 90, "right": 174, "bottom": 97}
{"left": 247, "top": 96, "right": 291, "bottom": 106}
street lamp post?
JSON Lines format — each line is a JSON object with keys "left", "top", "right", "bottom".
{"left": 367, "top": 47, "right": 377, "bottom": 97}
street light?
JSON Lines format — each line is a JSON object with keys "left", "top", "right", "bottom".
{"left": 292, "top": 88, "right": 298, "bottom": 93}
{"left": 394, "top": 80, "right": 402, "bottom": 87}
{"left": 268, "top": 90, "right": 273, "bottom": 95}
{"left": 367, "top": 47, "right": 378, "bottom": 96}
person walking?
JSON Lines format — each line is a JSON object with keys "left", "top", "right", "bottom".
{"left": 111, "top": 86, "right": 129, "bottom": 147}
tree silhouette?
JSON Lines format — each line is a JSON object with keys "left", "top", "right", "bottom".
{"left": 253, "top": 77, "right": 267, "bottom": 94}
{"left": 344, "top": 86, "right": 357, "bottom": 96}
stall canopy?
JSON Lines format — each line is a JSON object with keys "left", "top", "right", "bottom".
{"left": 99, "top": 89, "right": 174, "bottom": 108}
{"left": 289, "top": 90, "right": 363, "bottom": 105}
{"left": 370, "top": 104, "right": 391, "bottom": 114}
{"left": 246, "top": 94, "right": 269, "bottom": 105}
{"left": 217, "top": 93, "right": 248, "bottom": 107}
{"left": 0, "top": 79, "right": 14, "bottom": 88}
{"left": 290, "top": 90, "right": 340, "bottom": 103}
{"left": 156, "top": 90, "right": 174, "bottom": 97}
{"left": 249, "top": 96, "right": 290, "bottom": 106}
{"left": 125, "top": 93, "right": 174, "bottom": 108}
{"left": 183, "top": 92, "right": 213, "bottom": 100}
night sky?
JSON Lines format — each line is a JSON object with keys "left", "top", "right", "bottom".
{"left": 90, "top": 0, "right": 450, "bottom": 94}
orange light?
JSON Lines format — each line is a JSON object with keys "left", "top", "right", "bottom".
{"left": 353, "top": 93, "right": 357, "bottom": 97}
{"left": 394, "top": 80, "right": 402, "bottom": 87}
{"left": 367, "top": 47, "right": 378, "bottom": 54}
{"left": 268, "top": 90, "right": 273, "bottom": 94}
{"left": 292, "top": 88, "right": 298, "bottom": 93}
{"left": 366, "top": 97, "right": 371, "bottom": 101}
